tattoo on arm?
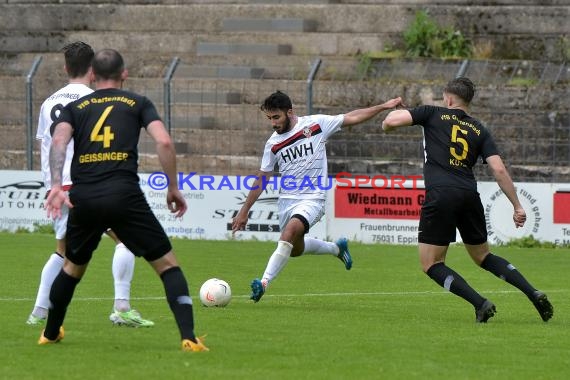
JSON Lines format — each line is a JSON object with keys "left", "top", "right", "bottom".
{"left": 49, "top": 137, "right": 67, "bottom": 187}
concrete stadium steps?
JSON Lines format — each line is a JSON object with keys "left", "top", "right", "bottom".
{"left": 192, "top": 31, "right": 389, "bottom": 57}
{"left": 1, "top": 3, "right": 565, "bottom": 35}
{"left": 0, "top": 76, "right": 27, "bottom": 123}
{"left": 175, "top": 65, "right": 266, "bottom": 80}
{"left": 137, "top": 123, "right": 266, "bottom": 155}
{"left": 222, "top": 18, "right": 318, "bottom": 33}
{"left": 136, "top": 148, "right": 262, "bottom": 176}
{"left": 328, "top": 136, "right": 424, "bottom": 161}
{"left": 167, "top": 78, "right": 310, "bottom": 105}
{"left": 500, "top": 143, "right": 570, "bottom": 166}
{"left": 1, "top": 1, "right": 568, "bottom": 178}
{"left": 0, "top": 124, "right": 29, "bottom": 151}
{"left": 473, "top": 87, "right": 568, "bottom": 112}
{"left": 166, "top": 105, "right": 268, "bottom": 131}
{"left": 0, "top": 150, "right": 38, "bottom": 171}
{"left": 15, "top": 76, "right": 570, "bottom": 116}
{"left": 0, "top": 51, "right": 357, "bottom": 87}
{"left": 5, "top": 77, "right": 80, "bottom": 103}
{"left": 162, "top": 103, "right": 388, "bottom": 132}
{"left": 169, "top": 79, "right": 568, "bottom": 114}
{"left": 11, "top": 52, "right": 568, "bottom": 91}
{"left": 165, "top": 77, "right": 403, "bottom": 108}
{"left": 174, "top": 61, "right": 332, "bottom": 82}
{"left": 0, "top": 53, "right": 50, "bottom": 77}
{"left": 1, "top": 3, "right": 567, "bottom": 61}
{"left": 174, "top": 128, "right": 265, "bottom": 156}
{"left": 136, "top": 129, "right": 263, "bottom": 174}
{"left": 1, "top": 51, "right": 358, "bottom": 81}
{"left": 196, "top": 42, "right": 293, "bottom": 56}
{"left": 169, "top": 91, "right": 244, "bottom": 105}
{"left": 5, "top": 54, "right": 568, "bottom": 113}
{"left": 491, "top": 125, "right": 570, "bottom": 142}
{"left": 167, "top": 116, "right": 219, "bottom": 130}
{"left": 0, "top": 51, "right": 174, "bottom": 81}
{"left": 478, "top": 112, "right": 570, "bottom": 140}
{"left": 172, "top": 55, "right": 358, "bottom": 81}
{"left": 0, "top": 76, "right": 31, "bottom": 100}
{"left": 0, "top": 4, "right": 413, "bottom": 35}
{"left": 172, "top": 154, "right": 262, "bottom": 176}
{"left": 1, "top": 30, "right": 393, "bottom": 58}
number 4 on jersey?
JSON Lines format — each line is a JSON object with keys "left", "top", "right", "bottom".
{"left": 90, "top": 105, "right": 115, "bottom": 148}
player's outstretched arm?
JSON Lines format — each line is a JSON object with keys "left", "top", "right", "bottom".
{"left": 486, "top": 154, "right": 526, "bottom": 228}
{"left": 381, "top": 109, "right": 413, "bottom": 132}
{"left": 231, "top": 171, "right": 272, "bottom": 235}
{"left": 343, "top": 97, "right": 403, "bottom": 127}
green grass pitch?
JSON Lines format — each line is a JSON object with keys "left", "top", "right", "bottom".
{"left": 1, "top": 233, "right": 569, "bottom": 379}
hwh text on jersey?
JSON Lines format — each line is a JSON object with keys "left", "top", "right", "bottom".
{"left": 279, "top": 142, "right": 314, "bottom": 163}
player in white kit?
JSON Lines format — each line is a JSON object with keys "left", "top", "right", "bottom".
{"left": 232, "top": 90, "right": 403, "bottom": 302}
{"left": 27, "top": 41, "right": 153, "bottom": 327}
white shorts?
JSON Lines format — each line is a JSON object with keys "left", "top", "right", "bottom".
{"left": 278, "top": 198, "right": 325, "bottom": 233}
{"left": 53, "top": 202, "right": 70, "bottom": 240}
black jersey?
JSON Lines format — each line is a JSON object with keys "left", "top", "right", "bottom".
{"left": 410, "top": 105, "right": 499, "bottom": 191}
{"left": 57, "top": 88, "right": 161, "bottom": 194}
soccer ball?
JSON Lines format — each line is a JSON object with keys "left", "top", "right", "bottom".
{"left": 199, "top": 278, "right": 232, "bottom": 307}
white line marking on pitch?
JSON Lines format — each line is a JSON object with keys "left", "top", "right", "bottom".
{"left": 1, "top": 289, "right": 567, "bottom": 302}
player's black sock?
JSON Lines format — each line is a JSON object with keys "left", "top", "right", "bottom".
{"left": 426, "top": 262, "right": 486, "bottom": 308}
{"left": 481, "top": 253, "right": 536, "bottom": 297}
{"left": 160, "top": 266, "right": 196, "bottom": 342}
{"left": 45, "top": 270, "right": 80, "bottom": 340}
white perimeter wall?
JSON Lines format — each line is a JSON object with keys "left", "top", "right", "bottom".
{"left": 1, "top": 170, "right": 569, "bottom": 246}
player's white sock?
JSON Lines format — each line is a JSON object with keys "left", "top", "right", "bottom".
{"left": 303, "top": 237, "right": 339, "bottom": 256}
{"left": 112, "top": 243, "right": 135, "bottom": 312}
{"left": 261, "top": 240, "right": 293, "bottom": 286}
{"left": 32, "top": 253, "right": 64, "bottom": 317}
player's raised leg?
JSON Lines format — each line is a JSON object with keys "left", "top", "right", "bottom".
{"left": 302, "top": 237, "right": 353, "bottom": 270}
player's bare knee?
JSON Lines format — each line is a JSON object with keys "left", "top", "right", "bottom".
{"left": 290, "top": 245, "right": 304, "bottom": 257}
{"left": 464, "top": 243, "right": 490, "bottom": 266}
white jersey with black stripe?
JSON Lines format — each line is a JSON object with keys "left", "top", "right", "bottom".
{"left": 260, "top": 114, "right": 344, "bottom": 200}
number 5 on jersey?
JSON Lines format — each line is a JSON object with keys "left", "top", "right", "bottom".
{"left": 91, "top": 105, "right": 115, "bottom": 148}
{"left": 450, "top": 124, "right": 468, "bottom": 161}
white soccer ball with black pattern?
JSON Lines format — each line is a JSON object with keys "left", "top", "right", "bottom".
{"left": 199, "top": 278, "right": 232, "bottom": 307}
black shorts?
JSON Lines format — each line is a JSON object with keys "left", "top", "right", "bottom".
{"left": 65, "top": 190, "right": 172, "bottom": 265}
{"left": 418, "top": 187, "right": 487, "bottom": 246}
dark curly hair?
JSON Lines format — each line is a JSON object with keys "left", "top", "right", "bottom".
{"left": 444, "top": 77, "right": 475, "bottom": 104}
{"left": 260, "top": 90, "right": 293, "bottom": 113}
{"left": 62, "top": 41, "right": 94, "bottom": 78}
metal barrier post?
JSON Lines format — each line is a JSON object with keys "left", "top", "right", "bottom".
{"left": 26, "top": 55, "right": 43, "bottom": 170}
{"left": 306, "top": 58, "right": 322, "bottom": 115}
{"left": 163, "top": 57, "right": 180, "bottom": 134}
{"left": 456, "top": 59, "right": 470, "bottom": 78}
{"left": 553, "top": 62, "right": 565, "bottom": 85}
